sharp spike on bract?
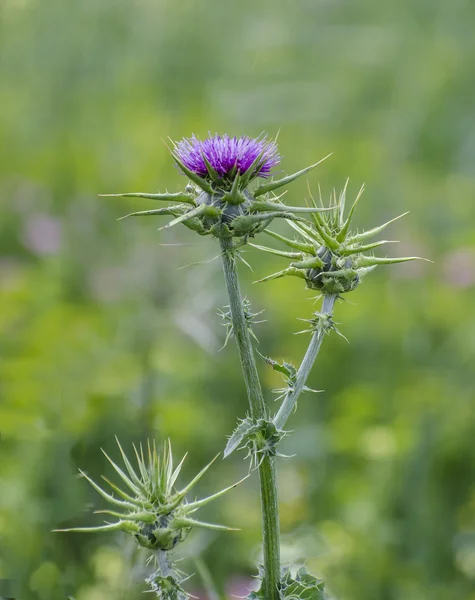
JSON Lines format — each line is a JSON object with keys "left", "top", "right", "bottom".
{"left": 133, "top": 443, "right": 148, "bottom": 482}
{"left": 317, "top": 182, "right": 325, "bottom": 208}
{"left": 165, "top": 439, "right": 174, "bottom": 495}
{"left": 100, "top": 476, "right": 142, "bottom": 504}
{"left": 201, "top": 152, "right": 220, "bottom": 181}
{"left": 101, "top": 449, "right": 140, "bottom": 494}
{"left": 339, "top": 178, "right": 350, "bottom": 228}
{"left": 350, "top": 211, "right": 409, "bottom": 242}
{"left": 340, "top": 240, "right": 398, "bottom": 256}
{"left": 172, "top": 153, "right": 213, "bottom": 193}
{"left": 254, "top": 153, "right": 332, "bottom": 197}
{"left": 118, "top": 208, "right": 182, "bottom": 220}
{"left": 290, "top": 256, "right": 324, "bottom": 269}
{"left": 170, "top": 452, "right": 188, "bottom": 489}
{"left": 336, "top": 183, "right": 365, "bottom": 242}
{"left": 306, "top": 180, "right": 318, "bottom": 210}
{"left": 308, "top": 212, "right": 339, "bottom": 250}
{"left": 249, "top": 243, "right": 302, "bottom": 259}
{"left": 174, "top": 454, "right": 220, "bottom": 503}
{"left": 254, "top": 267, "right": 307, "bottom": 284}
{"left": 175, "top": 517, "right": 240, "bottom": 532}
{"left": 186, "top": 475, "right": 250, "bottom": 511}
{"left": 53, "top": 522, "right": 139, "bottom": 534}
{"left": 115, "top": 437, "right": 147, "bottom": 492}
{"left": 265, "top": 229, "right": 316, "bottom": 254}
{"left": 240, "top": 151, "right": 266, "bottom": 188}
{"left": 78, "top": 470, "right": 135, "bottom": 510}
{"left": 99, "top": 192, "right": 195, "bottom": 205}
{"left": 250, "top": 201, "right": 334, "bottom": 214}
{"left": 157, "top": 204, "right": 209, "bottom": 231}
{"left": 357, "top": 255, "right": 431, "bottom": 267}
{"left": 286, "top": 220, "right": 318, "bottom": 244}
{"left": 94, "top": 509, "right": 156, "bottom": 523}
{"left": 225, "top": 170, "right": 243, "bottom": 204}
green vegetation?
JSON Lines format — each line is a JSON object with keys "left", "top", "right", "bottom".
{"left": 1, "top": 1, "right": 475, "bottom": 599}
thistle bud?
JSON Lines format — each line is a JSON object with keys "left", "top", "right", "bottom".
{"left": 101, "top": 134, "right": 332, "bottom": 242}
{"left": 253, "top": 181, "right": 429, "bottom": 294}
{"left": 55, "top": 438, "right": 245, "bottom": 552}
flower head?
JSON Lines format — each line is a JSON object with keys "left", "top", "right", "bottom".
{"left": 253, "top": 181, "right": 429, "bottom": 295}
{"left": 173, "top": 134, "right": 280, "bottom": 185}
{"left": 101, "top": 134, "right": 331, "bottom": 242}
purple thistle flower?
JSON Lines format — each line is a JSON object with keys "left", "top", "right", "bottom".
{"left": 173, "top": 134, "right": 280, "bottom": 183}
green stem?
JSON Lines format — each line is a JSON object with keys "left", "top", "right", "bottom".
{"left": 157, "top": 550, "right": 173, "bottom": 577}
{"left": 219, "top": 236, "right": 281, "bottom": 600}
{"left": 274, "top": 294, "right": 337, "bottom": 430}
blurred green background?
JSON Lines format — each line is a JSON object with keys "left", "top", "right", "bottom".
{"left": 1, "top": 0, "right": 475, "bottom": 598}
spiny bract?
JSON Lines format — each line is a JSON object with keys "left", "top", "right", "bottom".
{"left": 253, "top": 180, "right": 428, "bottom": 295}
{"left": 55, "top": 438, "right": 245, "bottom": 551}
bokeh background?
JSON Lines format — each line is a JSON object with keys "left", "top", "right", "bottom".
{"left": 1, "top": 0, "right": 475, "bottom": 598}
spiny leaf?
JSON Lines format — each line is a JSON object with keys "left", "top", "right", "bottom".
{"left": 280, "top": 566, "right": 326, "bottom": 599}
{"left": 224, "top": 417, "right": 255, "bottom": 458}
{"left": 258, "top": 352, "right": 297, "bottom": 382}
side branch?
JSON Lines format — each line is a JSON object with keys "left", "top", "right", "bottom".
{"left": 274, "top": 294, "right": 337, "bottom": 430}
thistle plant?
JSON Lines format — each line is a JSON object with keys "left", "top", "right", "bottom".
{"left": 59, "top": 133, "right": 427, "bottom": 599}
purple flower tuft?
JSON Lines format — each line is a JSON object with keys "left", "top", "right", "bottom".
{"left": 173, "top": 134, "right": 280, "bottom": 181}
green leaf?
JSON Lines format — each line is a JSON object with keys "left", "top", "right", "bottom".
{"left": 224, "top": 416, "right": 255, "bottom": 458}
{"left": 258, "top": 353, "right": 297, "bottom": 383}
{"left": 280, "top": 567, "right": 327, "bottom": 599}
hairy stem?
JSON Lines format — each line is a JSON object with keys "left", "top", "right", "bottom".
{"left": 157, "top": 550, "right": 173, "bottom": 577}
{"left": 220, "top": 237, "right": 281, "bottom": 600}
{"left": 274, "top": 294, "right": 337, "bottom": 430}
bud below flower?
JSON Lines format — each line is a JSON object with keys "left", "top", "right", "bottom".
{"left": 253, "top": 181, "right": 429, "bottom": 294}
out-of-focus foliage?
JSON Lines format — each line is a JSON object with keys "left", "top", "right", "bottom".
{"left": 1, "top": 0, "right": 475, "bottom": 599}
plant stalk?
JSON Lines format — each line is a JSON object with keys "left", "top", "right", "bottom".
{"left": 274, "top": 294, "right": 337, "bottom": 430}
{"left": 220, "top": 236, "right": 281, "bottom": 600}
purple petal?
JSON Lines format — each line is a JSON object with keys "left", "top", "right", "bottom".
{"left": 173, "top": 134, "right": 280, "bottom": 180}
